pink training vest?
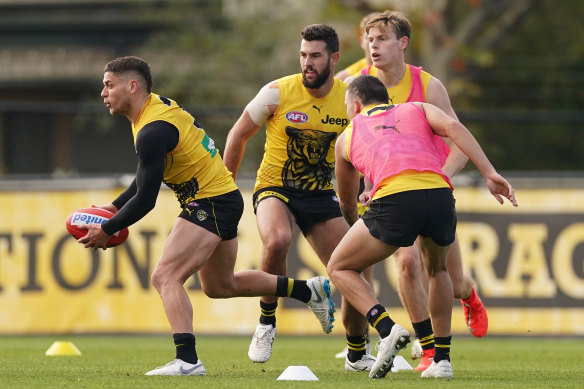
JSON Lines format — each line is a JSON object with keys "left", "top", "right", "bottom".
{"left": 349, "top": 103, "right": 452, "bottom": 199}
{"left": 360, "top": 64, "right": 450, "bottom": 165}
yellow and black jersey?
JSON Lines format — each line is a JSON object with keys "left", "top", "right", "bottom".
{"left": 255, "top": 74, "right": 349, "bottom": 192}
{"left": 133, "top": 93, "right": 237, "bottom": 204}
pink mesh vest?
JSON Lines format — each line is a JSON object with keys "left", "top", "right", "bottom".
{"left": 349, "top": 103, "right": 452, "bottom": 198}
{"left": 360, "top": 64, "right": 450, "bottom": 165}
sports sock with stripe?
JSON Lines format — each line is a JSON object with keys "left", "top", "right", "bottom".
{"left": 259, "top": 301, "right": 278, "bottom": 326}
{"left": 346, "top": 333, "right": 368, "bottom": 362}
{"left": 366, "top": 304, "right": 395, "bottom": 339}
{"left": 412, "top": 318, "right": 435, "bottom": 352}
{"left": 275, "top": 276, "right": 311, "bottom": 303}
{"left": 173, "top": 333, "right": 197, "bottom": 364}
{"left": 434, "top": 336, "right": 452, "bottom": 362}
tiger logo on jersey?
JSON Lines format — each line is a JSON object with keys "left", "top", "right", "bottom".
{"left": 281, "top": 126, "right": 337, "bottom": 190}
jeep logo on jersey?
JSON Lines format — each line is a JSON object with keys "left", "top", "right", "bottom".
{"left": 286, "top": 111, "right": 308, "bottom": 123}
{"left": 321, "top": 114, "right": 349, "bottom": 128}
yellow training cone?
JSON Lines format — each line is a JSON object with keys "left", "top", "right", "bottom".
{"left": 45, "top": 341, "right": 82, "bottom": 356}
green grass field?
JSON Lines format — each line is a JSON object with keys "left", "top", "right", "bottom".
{"left": 1, "top": 335, "right": 582, "bottom": 388}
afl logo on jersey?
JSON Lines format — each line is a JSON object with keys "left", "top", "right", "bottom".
{"left": 286, "top": 111, "right": 308, "bottom": 123}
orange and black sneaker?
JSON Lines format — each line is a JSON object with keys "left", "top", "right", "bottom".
{"left": 461, "top": 287, "right": 488, "bottom": 337}
{"left": 414, "top": 348, "right": 435, "bottom": 372}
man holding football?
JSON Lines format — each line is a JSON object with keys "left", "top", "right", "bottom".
{"left": 77, "top": 55, "right": 335, "bottom": 376}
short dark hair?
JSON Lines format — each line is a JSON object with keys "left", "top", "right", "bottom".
{"left": 104, "top": 56, "right": 153, "bottom": 93}
{"left": 301, "top": 24, "right": 339, "bottom": 54}
{"left": 347, "top": 75, "right": 389, "bottom": 106}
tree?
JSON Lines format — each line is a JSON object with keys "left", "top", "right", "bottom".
{"left": 352, "top": 0, "right": 584, "bottom": 170}
{"left": 136, "top": 0, "right": 584, "bottom": 172}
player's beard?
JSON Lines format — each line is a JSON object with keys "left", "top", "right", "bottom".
{"left": 302, "top": 63, "right": 331, "bottom": 89}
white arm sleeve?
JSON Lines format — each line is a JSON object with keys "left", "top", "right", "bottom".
{"left": 245, "top": 82, "right": 280, "bottom": 125}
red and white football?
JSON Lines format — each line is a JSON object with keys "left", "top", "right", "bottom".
{"left": 65, "top": 207, "right": 129, "bottom": 247}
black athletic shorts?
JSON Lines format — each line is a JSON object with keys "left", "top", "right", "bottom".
{"left": 179, "top": 189, "right": 243, "bottom": 240}
{"left": 253, "top": 186, "right": 342, "bottom": 236}
{"left": 362, "top": 188, "right": 456, "bottom": 247}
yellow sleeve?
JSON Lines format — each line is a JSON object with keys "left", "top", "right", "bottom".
{"left": 420, "top": 69, "right": 433, "bottom": 100}
{"left": 344, "top": 124, "right": 353, "bottom": 162}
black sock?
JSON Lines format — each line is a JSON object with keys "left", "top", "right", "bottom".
{"left": 346, "top": 334, "right": 368, "bottom": 362}
{"left": 366, "top": 304, "right": 395, "bottom": 339}
{"left": 173, "top": 333, "right": 197, "bottom": 364}
{"left": 275, "top": 276, "right": 311, "bottom": 303}
{"left": 434, "top": 336, "right": 451, "bottom": 362}
{"left": 412, "top": 318, "right": 435, "bottom": 351}
{"left": 259, "top": 301, "right": 278, "bottom": 326}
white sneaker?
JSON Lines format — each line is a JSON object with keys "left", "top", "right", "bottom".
{"left": 345, "top": 353, "right": 376, "bottom": 372}
{"left": 248, "top": 324, "right": 277, "bottom": 363}
{"left": 421, "top": 359, "right": 453, "bottom": 379}
{"left": 410, "top": 338, "right": 423, "bottom": 360}
{"left": 145, "top": 359, "right": 206, "bottom": 376}
{"left": 369, "top": 324, "right": 410, "bottom": 379}
{"left": 306, "top": 276, "right": 335, "bottom": 334}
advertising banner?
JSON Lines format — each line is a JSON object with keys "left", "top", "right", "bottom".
{"left": 0, "top": 185, "right": 582, "bottom": 335}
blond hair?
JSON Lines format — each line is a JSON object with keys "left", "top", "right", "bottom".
{"left": 366, "top": 10, "right": 411, "bottom": 40}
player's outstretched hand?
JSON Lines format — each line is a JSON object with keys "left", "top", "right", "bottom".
{"left": 485, "top": 173, "right": 518, "bottom": 207}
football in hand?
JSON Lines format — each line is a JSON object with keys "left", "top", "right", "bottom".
{"left": 65, "top": 207, "right": 129, "bottom": 247}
